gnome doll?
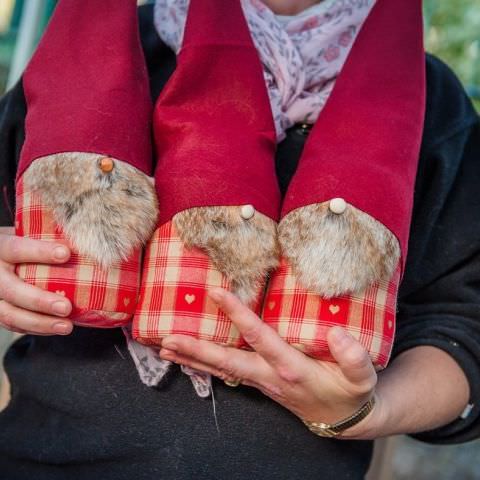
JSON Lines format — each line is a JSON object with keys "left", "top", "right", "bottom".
{"left": 262, "top": 0, "right": 426, "bottom": 369}
{"left": 132, "top": 0, "right": 281, "bottom": 347}
{"left": 15, "top": 0, "right": 158, "bottom": 327}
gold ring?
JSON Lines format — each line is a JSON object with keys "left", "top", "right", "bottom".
{"left": 224, "top": 378, "right": 241, "bottom": 387}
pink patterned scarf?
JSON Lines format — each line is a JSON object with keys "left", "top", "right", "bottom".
{"left": 125, "top": 0, "right": 376, "bottom": 395}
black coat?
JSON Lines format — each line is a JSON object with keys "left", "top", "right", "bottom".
{"left": 0, "top": 5, "right": 479, "bottom": 480}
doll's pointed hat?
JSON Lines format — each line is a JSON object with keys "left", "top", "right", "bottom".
{"left": 153, "top": 0, "right": 281, "bottom": 224}
{"left": 17, "top": 0, "right": 153, "bottom": 180}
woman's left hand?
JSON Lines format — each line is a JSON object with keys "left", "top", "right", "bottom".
{"left": 159, "top": 287, "right": 383, "bottom": 439}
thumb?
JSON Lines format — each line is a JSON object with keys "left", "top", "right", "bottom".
{"left": 327, "top": 327, "right": 376, "bottom": 385}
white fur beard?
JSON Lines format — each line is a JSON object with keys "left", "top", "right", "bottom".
{"left": 173, "top": 206, "right": 279, "bottom": 306}
{"left": 22, "top": 152, "right": 159, "bottom": 267}
{"left": 279, "top": 203, "right": 400, "bottom": 298}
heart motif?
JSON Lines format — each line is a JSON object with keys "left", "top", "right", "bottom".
{"left": 388, "top": 320, "right": 393, "bottom": 329}
{"left": 123, "top": 297, "right": 130, "bottom": 306}
{"left": 55, "top": 290, "right": 66, "bottom": 296}
{"left": 329, "top": 304, "right": 340, "bottom": 315}
{"left": 185, "top": 294, "right": 196, "bottom": 305}
{"left": 267, "top": 301, "right": 276, "bottom": 311}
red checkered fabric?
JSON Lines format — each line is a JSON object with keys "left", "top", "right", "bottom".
{"left": 132, "top": 221, "right": 264, "bottom": 348}
{"left": 15, "top": 175, "right": 141, "bottom": 328}
{"left": 262, "top": 258, "right": 400, "bottom": 369}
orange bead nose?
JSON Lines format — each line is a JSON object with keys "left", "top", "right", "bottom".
{"left": 99, "top": 157, "right": 114, "bottom": 173}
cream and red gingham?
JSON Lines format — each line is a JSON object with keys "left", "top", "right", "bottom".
{"left": 132, "top": 221, "right": 264, "bottom": 348}
{"left": 15, "top": 175, "right": 141, "bottom": 328}
{"left": 262, "top": 258, "right": 400, "bottom": 369}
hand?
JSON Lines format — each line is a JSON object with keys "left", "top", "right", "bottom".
{"left": 159, "top": 287, "right": 382, "bottom": 439}
{"left": 0, "top": 227, "right": 73, "bottom": 335}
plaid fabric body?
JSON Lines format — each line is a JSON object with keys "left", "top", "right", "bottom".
{"left": 15, "top": 176, "right": 141, "bottom": 328}
{"left": 262, "top": 258, "right": 400, "bottom": 369}
{"left": 132, "top": 221, "right": 264, "bottom": 348}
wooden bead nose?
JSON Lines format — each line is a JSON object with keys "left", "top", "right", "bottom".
{"left": 240, "top": 204, "right": 255, "bottom": 220}
{"left": 99, "top": 157, "right": 114, "bottom": 173}
{"left": 329, "top": 198, "right": 347, "bottom": 215}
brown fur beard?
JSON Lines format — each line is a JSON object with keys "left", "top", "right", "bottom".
{"left": 279, "top": 203, "right": 400, "bottom": 298}
{"left": 173, "top": 206, "right": 279, "bottom": 306}
{"left": 22, "top": 152, "right": 158, "bottom": 267}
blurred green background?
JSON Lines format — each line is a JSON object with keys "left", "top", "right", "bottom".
{"left": 0, "top": 0, "right": 56, "bottom": 90}
{"left": 424, "top": 0, "right": 480, "bottom": 110}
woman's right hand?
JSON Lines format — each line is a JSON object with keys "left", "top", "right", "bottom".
{"left": 0, "top": 227, "right": 73, "bottom": 335}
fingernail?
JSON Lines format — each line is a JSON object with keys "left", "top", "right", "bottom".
{"left": 330, "top": 327, "right": 351, "bottom": 345}
{"left": 162, "top": 341, "right": 177, "bottom": 351}
{"left": 160, "top": 348, "right": 176, "bottom": 359}
{"left": 208, "top": 288, "right": 224, "bottom": 303}
{"left": 53, "top": 322, "right": 71, "bottom": 335}
{"left": 53, "top": 246, "right": 69, "bottom": 260}
{"left": 52, "top": 301, "right": 69, "bottom": 316}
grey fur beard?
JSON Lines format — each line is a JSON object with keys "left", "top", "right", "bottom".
{"left": 22, "top": 152, "right": 159, "bottom": 267}
{"left": 279, "top": 203, "right": 401, "bottom": 298}
{"left": 173, "top": 206, "right": 280, "bottom": 306}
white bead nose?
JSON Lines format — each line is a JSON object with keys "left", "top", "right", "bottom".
{"left": 329, "top": 198, "right": 347, "bottom": 214}
{"left": 240, "top": 204, "right": 256, "bottom": 220}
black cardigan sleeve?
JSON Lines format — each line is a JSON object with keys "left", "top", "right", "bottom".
{"left": 0, "top": 79, "right": 26, "bottom": 227}
{"left": 393, "top": 55, "right": 480, "bottom": 444}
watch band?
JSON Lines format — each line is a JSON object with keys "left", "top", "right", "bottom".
{"left": 302, "top": 396, "right": 376, "bottom": 438}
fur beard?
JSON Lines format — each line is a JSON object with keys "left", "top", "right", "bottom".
{"left": 22, "top": 152, "right": 158, "bottom": 267}
{"left": 279, "top": 203, "right": 400, "bottom": 298}
{"left": 174, "top": 206, "right": 279, "bottom": 306}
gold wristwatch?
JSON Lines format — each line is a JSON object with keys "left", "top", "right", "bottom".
{"left": 302, "top": 396, "right": 376, "bottom": 438}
